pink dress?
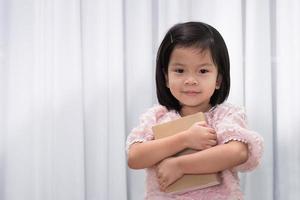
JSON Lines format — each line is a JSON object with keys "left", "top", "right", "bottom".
{"left": 126, "top": 103, "right": 264, "bottom": 200}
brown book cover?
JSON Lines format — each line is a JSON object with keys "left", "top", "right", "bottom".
{"left": 152, "top": 112, "right": 221, "bottom": 194}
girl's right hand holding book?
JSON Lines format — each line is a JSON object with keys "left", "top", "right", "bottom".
{"left": 183, "top": 121, "right": 217, "bottom": 150}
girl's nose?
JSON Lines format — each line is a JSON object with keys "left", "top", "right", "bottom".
{"left": 184, "top": 76, "right": 198, "bottom": 85}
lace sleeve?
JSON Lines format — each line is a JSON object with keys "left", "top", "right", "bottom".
{"left": 125, "top": 105, "right": 167, "bottom": 153}
{"left": 214, "top": 105, "right": 264, "bottom": 172}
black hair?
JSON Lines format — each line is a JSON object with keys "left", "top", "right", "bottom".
{"left": 155, "top": 21, "right": 230, "bottom": 112}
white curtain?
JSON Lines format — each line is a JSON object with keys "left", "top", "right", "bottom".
{"left": 0, "top": 0, "right": 127, "bottom": 200}
{"left": 0, "top": 0, "right": 299, "bottom": 200}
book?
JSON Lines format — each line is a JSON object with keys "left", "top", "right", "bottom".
{"left": 152, "top": 112, "right": 221, "bottom": 194}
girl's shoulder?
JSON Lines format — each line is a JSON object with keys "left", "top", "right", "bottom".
{"left": 211, "top": 102, "right": 246, "bottom": 119}
{"left": 215, "top": 102, "right": 245, "bottom": 112}
{"left": 138, "top": 104, "right": 170, "bottom": 124}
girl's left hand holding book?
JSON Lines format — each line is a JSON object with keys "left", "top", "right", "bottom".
{"left": 156, "top": 157, "right": 183, "bottom": 191}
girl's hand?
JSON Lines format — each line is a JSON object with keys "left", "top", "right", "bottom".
{"left": 183, "top": 121, "right": 217, "bottom": 150}
{"left": 156, "top": 157, "right": 183, "bottom": 191}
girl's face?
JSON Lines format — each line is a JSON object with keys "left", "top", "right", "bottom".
{"left": 165, "top": 47, "right": 222, "bottom": 116}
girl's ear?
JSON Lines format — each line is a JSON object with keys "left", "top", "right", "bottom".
{"left": 216, "top": 74, "right": 222, "bottom": 89}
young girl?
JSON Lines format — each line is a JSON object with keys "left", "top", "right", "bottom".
{"left": 126, "top": 22, "right": 263, "bottom": 200}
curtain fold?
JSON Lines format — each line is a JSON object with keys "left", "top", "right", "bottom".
{"left": 275, "top": 0, "right": 300, "bottom": 199}
{"left": 243, "top": 0, "right": 274, "bottom": 199}
{"left": 1, "top": 0, "right": 128, "bottom": 199}
{"left": 3, "top": 0, "right": 85, "bottom": 199}
{"left": 0, "top": 0, "right": 299, "bottom": 200}
{"left": 124, "top": 1, "right": 154, "bottom": 199}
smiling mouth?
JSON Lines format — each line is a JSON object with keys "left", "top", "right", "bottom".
{"left": 182, "top": 91, "right": 200, "bottom": 96}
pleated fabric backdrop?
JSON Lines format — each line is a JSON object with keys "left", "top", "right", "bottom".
{"left": 0, "top": 0, "right": 299, "bottom": 200}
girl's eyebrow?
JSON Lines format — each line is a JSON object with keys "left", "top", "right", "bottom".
{"left": 198, "top": 63, "right": 214, "bottom": 68}
{"left": 170, "top": 62, "right": 185, "bottom": 66}
{"left": 170, "top": 62, "right": 214, "bottom": 67}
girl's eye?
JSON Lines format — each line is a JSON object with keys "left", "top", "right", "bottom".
{"left": 199, "top": 69, "right": 208, "bottom": 74}
{"left": 175, "top": 69, "right": 184, "bottom": 73}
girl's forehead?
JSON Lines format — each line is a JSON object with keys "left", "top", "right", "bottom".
{"left": 174, "top": 45, "right": 211, "bottom": 52}
{"left": 169, "top": 46, "right": 213, "bottom": 62}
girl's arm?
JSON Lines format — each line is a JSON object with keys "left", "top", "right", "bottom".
{"left": 156, "top": 105, "right": 264, "bottom": 190}
{"left": 176, "top": 141, "right": 248, "bottom": 174}
{"left": 156, "top": 141, "right": 248, "bottom": 190}
{"left": 128, "top": 132, "right": 187, "bottom": 169}
{"left": 128, "top": 122, "right": 217, "bottom": 169}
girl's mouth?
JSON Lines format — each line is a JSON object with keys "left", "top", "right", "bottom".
{"left": 182, "top": 91, "right": 200, "bottom": 96}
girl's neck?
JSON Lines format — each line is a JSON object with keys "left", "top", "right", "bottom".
{"left": 179, "top": 104, "right": 212, "bottom": 117}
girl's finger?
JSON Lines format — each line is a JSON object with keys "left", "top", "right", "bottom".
{"left": 208, "top": 133, "right": 217, "bottom": 140}
{"left": 159, "top": 180, "right": 165, "bottom": 189}
{"left": 196, "top": 121, "right": 207, "bottom": 126}
{"left": 207, "top": 128, "right": 216, "bottom": 133}
{"left": 209, "top": 139, "right": 217, "bottom": 146}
